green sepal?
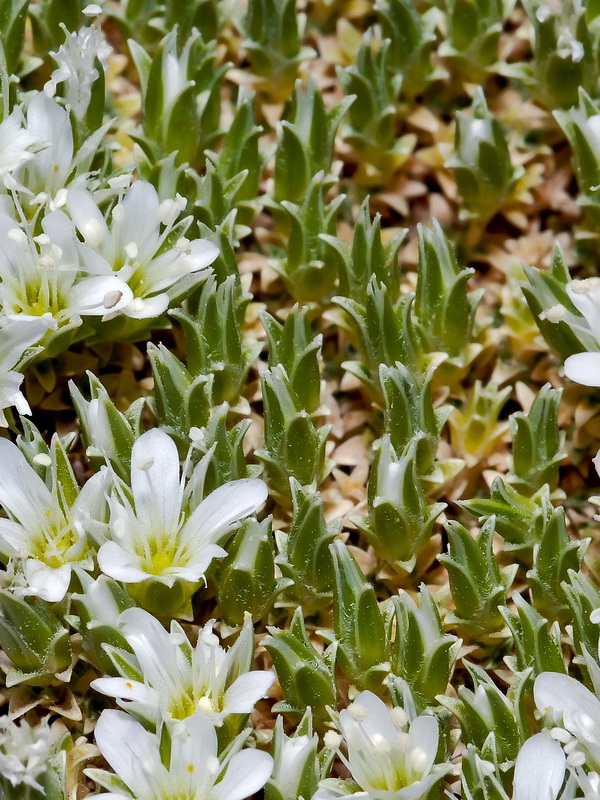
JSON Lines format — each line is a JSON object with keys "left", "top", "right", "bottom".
{"left": 445, "top": 88, "right": 522, "bottom": 222}
{"left": 353, "top": 435, "right": 446, "bottom": 574}
{"left": 521, "top": 244, "right": 596, "bottom": 359}
{"left": 0, "top": 591, "right": 72, "bottom": 686}
{"left": 380, "top": 362, "right": 453, "bottom": 476}
{"left": 439, "top": 517, "right": 516, "bottom": 638}
{"left": 415, "top": 220, "right": 484, "bottom": 355}
{"left": 321, "top": 196, "right": 405, "bottom": 303}
{"left": 375, "top": 0, "right": 447, "bottom": 97}
{"left": 527, "top": 506, "right": 589, "bottom": 622}
{"left": 269, "top": 172, "right": 346, "bottom": 303}
{"left": 508, "top": 383, "right": 565, "bottom": 495}
{"left": 275, "top": 479, "right": 338, "bottom": 609}
{"left": 321, "top": 540, "right": 389, "bottom": 690}
{"left": 500, "top": 594, "right": 566, "bottom": 677}
{"left": 261, "top": 304, "right": 322, "bottom": 414}
{"left": 128, "top": 577, "right": 199, "bottom": 621}
{"left": 388, "top": 586, "right": 461, "bottom": 712}
{"left": 436, "top": 662, "right": 527, "bottom": 763}
{"left": 256, "top": 364, "right": 332, "bottom": 501}
{"left": 70, "top": 371, "right": 143, "bottom": 481}
{"left": 438, "top": 0, "right": 511, "bottom": 81}
{"left": 242, "top": 0, "right": 317, "bottom": 101}
{"left": 523, "top": 1, "right": 597, "bottom": 110}
{"left": 334, "top": 281, "right": 424, "bottom": 399}
{"left": 261, "top": 607, "right": 337, "bottom": 719}
{"left": 459, "top": 479, "right": 551, "bottom": 555}
{"left": 147, "top": 342, "right": 213, "bottom": 444}
{"left": 216, "top": 517, "right": 286, "bottom": 626}
{"left": 171, "top": 274, "right": 259, "bottom": 407}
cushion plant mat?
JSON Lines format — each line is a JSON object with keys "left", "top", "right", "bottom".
{"left": 1, "top": 1, "right": 600, "bottom": 799}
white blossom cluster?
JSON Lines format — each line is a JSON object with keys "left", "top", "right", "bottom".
{"left": 0, "top": 19, "right": 218, "bottom": 428}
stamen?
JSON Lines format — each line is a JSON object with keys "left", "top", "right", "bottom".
{"left": 83, "top": 219, "right": 105, "bottom": 248}
{"left": 7, "top": 228, "right": 28, "bottom": 249}
{"left": 111, "top": 203, "right": 124, "bottom": 224}
{"left": 197, "top": 696, "right": 214, "bottom": 714}
{"left": 348, "top": 702, "right": 368, "bottom": 721}
{"left": 567, "top": 750, "right": 586, "bottom": 767}
{"left": 323, "top": 730, "right": 342, "bottom": 749}
{"left": 390, "top": 707, "right": 408, "bottom": 728}
{"left": 410, "top": 747, "right": 428, "bottom": 774}
{"left": 372, "top": 733, "right": 391, "bottom": 756}
{"left": 103, "top": 289, "right": 123, "bottom": 309}
{"left": 130, "top": 297, "right": 145, "bottom": 312}
{"left": 540, "top": 304, "right": 566, "bottom": 323}
{"left": 125, "top": 241, "right": 138, "bottom": 260}
{"left": 200, "top": 630, "right": 219, "bottom": 647}
{"left": 550, "top": 727, "right": 572, "bottom": 743}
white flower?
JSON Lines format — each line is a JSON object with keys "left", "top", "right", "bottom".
{"left": 534, "top": 671, "right": 600, "bottom": 770}
{"left": 512, "top": 733, "right": 566, "bottom": 800}
{"left": 97, "top": 428, "right": 268, "bottom": 586}
{"left": 45, "top": 25, "right": 112, "bottom": 117}
{"left": 0, "top": 314, "right": 55, "bottom": 425}
{"left": 0, "top": 717, "right": 52, "bottom": 791}
{"left": 66, "top": 181, "right": 219, "bottom": 319}
{"left": 16, "top": 92, "right": 109, "bottom": 206}
{"left": 313, "top": 691, "right": 448, "bottom": 800}
{"left": 268, "top": 716, "right": 319, "bottom": 799}
{"left": 0, "top": 438, "right": 105, "bottom": 601}
{"left": 0, "top": 210, "right": 133, "bottom": 327}
{"left": 86, "top": 709, "right": 273, "bottom": 800}
{"left": 91, "top": 607, "right": 274, "bottom": 725}
{"left": 0, "top": 106, "right": 42, "bottom": 178}
{"left": 72, "top": 573, "right": 130, "bottom": 629}
{"left": 537, "top": 278, "right": 600, "bottom": 387}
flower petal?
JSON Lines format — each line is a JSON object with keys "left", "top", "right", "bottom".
{"left": 26, "top": 93, "right": 73, "bottom": 183}
{"left": 67, "top": 188, "right": 109, "bottom": 248}
{"left": 534, "top": 671, "right": 600, "bottom": 740}
{"left": 121, "top": 181, "right": 160, "bottom": 257}
{"left": 91, "top": 677, "right": 154, "bottom": 706}
{"left": 165, "top": 544, "right": 226, "bottom": 582}
{"left": 212, "top": 749, "right": 274, "bottom": 800}
{"left": 0, "top": 439, "right": 54, "bottom": 531}
{"left": 130, "top": 428, "right": 181, "bottom": 536}
{"left": 0, "top": 315, "right": 54, "bottom": 374}
{"left": 564, "top": 352, "right": 600, "bottom": 387}
{"left": 122, "top": 293, "right": 170, "bottom": 319}
{"left": 0, "top": 518, "right": 28, "bottom": 556}
{"left": 408, "top": 715, "right": 438, "bottom": 777}
{"left": 168, "top": 712, "right": 218, "bottom": 795}
{"left": 70, "top": 275, "right": 133, "bottom": 316}
{"left": 512, "top": 733, "right": 565, "bottom": 800}
{"left": 181, "top": 479, "right": 268, "bottom": 548}
{"left": 24, "top": 559, "right": 72, "bottom": 602}
{"left": 342, "top": 691, "right": 397, "bottom": 745}
{"left": 118, "top": 607, "right": 183, "bottom": 697}
{"left": 97, "top": 541, "right": 150, "bottom": 583}
{"left": 222, "top": 670, "right": 275, "bottom": 715}
{"left": 93, "top": 709, "right": 164, "bottom": 797}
